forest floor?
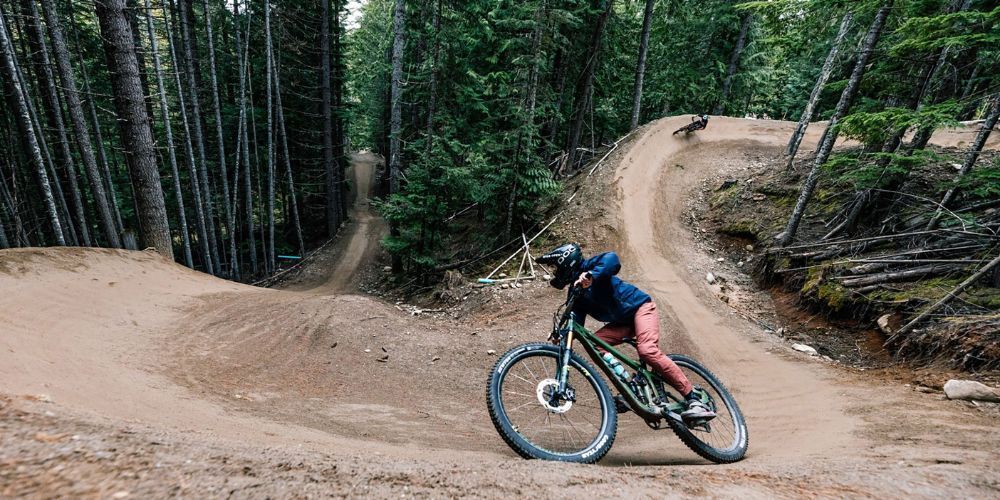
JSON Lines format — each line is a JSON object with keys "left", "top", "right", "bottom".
{"left": 1, "top": 118, "right": 999, "bottom": 498}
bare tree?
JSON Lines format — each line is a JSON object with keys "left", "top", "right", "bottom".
{"left": 424, "top": 0, "right": 441, "bottom": 153}
{"left": 42, "top": 0, "right": 122, "bottom": 248}
{"left": 234, "top": 0, "right": 257, "bottom": 275}
{"left": 95, "top": 0, "right": 173, "bottom": 258}
{"left": 164, "top": 1, "right": 212, "bottom": 272}
{"left": 320, "top": 0, "right": 340, "bottom": 236}
{"left": 176, "top": 0, "right": 220, "bottom": 272}
{"left": 388, "top": 0, "right": 405, "bottom": 272}
{"left": 0, "top": 5, "right": 64, "bottom": 245}
{"left": 202, "top": 0, "right": 237, "bottom": 275}
{"left": 785, "top": 11, "right": 853, "bottom": 171}
{"left": 264, "top": 0, "right": 276, "bottom": 273}
{"left": 273, "top": 51, "right": 305, "bottom": 258}
{"left": 23, "top": 0, "right": 95, "bottom": 245}
{"left": 64, "top": 0, "right": 125, "bottom": 235}
{"left": 144, "top": 0, "right": 192, "bottom": 267}
{"left": 504, "top": 0, "right": 547, "bottom": 240}
{"left": 926, "top": 94, "right": 1000, "bottom": 230}
{"left": 630, "top": 0, "right": 655, "bottom": 130}
{"left": 332, "top": 0, "right": 347, "bottom": 221}
{"left": 777, "top": 2, "right": 893, "bottom": 247}
{"left": 565, "top": 0, "right": 613, "bottom": 173}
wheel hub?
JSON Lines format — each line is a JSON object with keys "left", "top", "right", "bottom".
{"left": 536, "top": 379, "right": 572, "bottom": 413}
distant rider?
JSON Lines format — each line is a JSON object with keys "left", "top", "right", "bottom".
{"left": 537, "top": 243, "right": 716, "bottom": 422}
{"left": 673, "top": 113, "right": 710, "bottom": 135}
{"left": 693, "top": 113, "right": 709, "bottom": 130}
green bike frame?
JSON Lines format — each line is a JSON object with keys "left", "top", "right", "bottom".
{"left": 555, "top": 311, "right": 686, "bottom": 424}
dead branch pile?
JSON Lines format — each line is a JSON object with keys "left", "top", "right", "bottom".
{"left": 767, "top": 196, "right": 999, "bottom": 368}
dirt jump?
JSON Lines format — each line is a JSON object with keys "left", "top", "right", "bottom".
{"left": 2, "top": 121, "right": 998, "bottom": 497}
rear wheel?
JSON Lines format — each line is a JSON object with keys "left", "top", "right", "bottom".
{"left": 665, "top": 355, "right": 748, "bottom": 463}
{"left": 487, "top": 343, "right": 617, "bottom": 463}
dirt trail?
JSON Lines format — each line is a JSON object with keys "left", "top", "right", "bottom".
{"left": 281, "top": 151, "right": 385, "bottom": 293}
{"left": 1, "top": 119, "right": 998, "bottom": 497}
{"left": 616, "top": 117, "right": 856, "bottom": 460}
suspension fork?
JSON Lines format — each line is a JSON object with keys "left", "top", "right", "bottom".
{"left": 555, "top": 315, "right": 576, "bottom": 395}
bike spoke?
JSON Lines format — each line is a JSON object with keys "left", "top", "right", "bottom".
{"left": 508, "top": 372, "right": 536, "bottom": 387}
{"left": 559, "top": 412, "right": 589, "bottom": 445}
{"left": 505, "top": 399, "right": 539, "bottom": 414}
{"left": 502, "top": 389, "right": 536, "bottom": 399}
{"left": 521, "top": 359, "right": 540, "bottom": 383}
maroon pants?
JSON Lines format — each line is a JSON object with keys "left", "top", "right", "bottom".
{"left": 595, "top": 301, "right": 693, "bottom": 395}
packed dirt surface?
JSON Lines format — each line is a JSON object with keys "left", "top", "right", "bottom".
{"left": 2, "top": 119, "right": 999, "bottom": 498}
{"left": 278, "top": 152, "right": 386, "bottom": 293}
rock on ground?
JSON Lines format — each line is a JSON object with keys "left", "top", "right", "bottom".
{"left": 792, "top": 343, "right": 818, "bottom": 356}
{"left": 943, "top": 380, "right": 1000, "bottom": 403}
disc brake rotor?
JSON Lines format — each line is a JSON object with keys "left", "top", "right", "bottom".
{"left": 536, "top": 379, "right": 572, "bottom": 413}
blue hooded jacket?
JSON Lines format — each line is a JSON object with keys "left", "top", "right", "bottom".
{"left": 570, "top": 252, "right": 651, "bottom": 326}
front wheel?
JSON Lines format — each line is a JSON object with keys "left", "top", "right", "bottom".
{"left": 666, "top": 355, "right": 749, "bottom": 463}
{"left": 487, "top": 343, "right": 617, "bottom": 463}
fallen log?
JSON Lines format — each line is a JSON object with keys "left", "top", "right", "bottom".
{"left": 891, "top": 252, "right": 1000, "bottom": 338}
{"left": 839, "top": 263, "right": 964, "bottom": 288}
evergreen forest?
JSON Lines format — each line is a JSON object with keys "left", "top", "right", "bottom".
{"left": 0, "top": 0, "right": 997, "bottom": 280}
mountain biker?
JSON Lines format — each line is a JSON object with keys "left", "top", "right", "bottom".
{"left": 692, "top": 113, "right": 709, "bottom": 130}
{"left": 672, "top": 113, "right": 709, "bottom": 135}
{"left": 537, "top": 243, "right": 716, "bottom": 422}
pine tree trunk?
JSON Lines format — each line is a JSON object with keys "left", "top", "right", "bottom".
{"left": 826, "top": 0, "right": 973, "bottom": 240}
{"left": 714, "top": 13, "right": 752, "bottom": 116}
{"left": 234, "top": 0, "right": 257, "bottom": 275}
{"left": 0, "top": 173, "right": 26, "bottom": 246}
{"left": 786, "top": 11, "right": 852, "bottom": 171}
{"left": 388, "top": 0, "right": 405, "bottom": 272}
{"left": 23, "top": 0, "right": 95, "bottom": 246}
{"left": 926, "top": 94, "right": 1000, "bottom": 230}
{"left": 320, "top": 0, "right": 339, "bottom": 237}
{"left": 125, "top": 0, "right": 156, "bottom": 127}
{"left": 0, "top": 195, "right": 8, "bottom": 248}
{"left": 629, "top": 0, "right": 655, "bottom": 131}
{"left": 177, "top": 0, "right": 220, "bottom": 273}
{"left": 424, "top": 0, "right": 441, "bottom": 155}
{"left": 165, "top": 2, "right": 212, "bottom": 272}
{"left": 504, "top": 0, "right": 546, "bottom": 240}
{"left": 565, "top": 0, "right": 613, "bottom": 173}
{"left": 546, "top": 47, "right": 567, "bottom": 162}
{"left": 95, "top": 0, "right": 173, "bottom": 258}
{"left": 12, "top": 46, "right": 77, "bottom": 246}
{"left": 144, "top": 0, "right": 193, "bottom": 267}
{"left": 201, "top": 0, "right": 236, "bottom": 275}
{"left": 777, "top": 1, "right": 892, "bottom": 247}
{"left": 43, "top": 0, "right": 123, "bottom": 248}
{"left": 0, "top": 7, "right": 64, "bottom": 245}
{"left": 332, "top": 0, "right": 347, "bottom": 221}
{"left": 389, "top": 0, "right": 405, "bottom": 196}
{"left": 272, "top": 53, "right": 305, "bottom": 258}
{"left": 11, "top": 11, "right": 77, "bottom": 246}
{"left": 906, "top": 0, "right": 973, "bottom": 153}
{"left": 67, "top": 1, "right": 125, "bottom": 235}
{"left": 264, "top": 0, "right": 276, "bottom": 273}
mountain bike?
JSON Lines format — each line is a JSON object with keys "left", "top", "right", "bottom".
{"left": 486, "top": 287, "right": 748, "bottom": 464}
{"left": 673, "top": 116, "right": 708, "bottom": 135}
